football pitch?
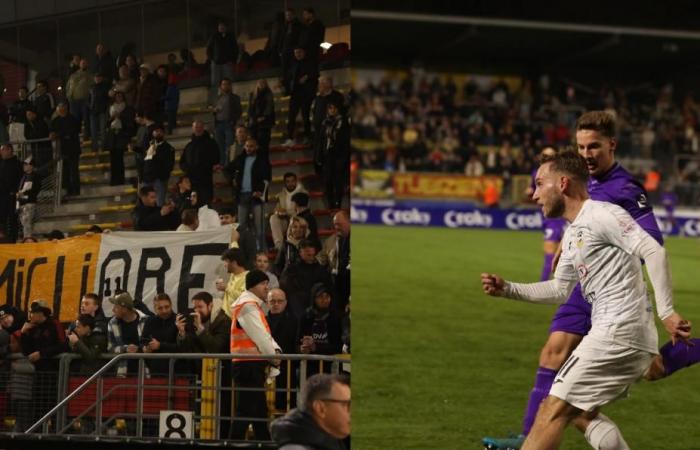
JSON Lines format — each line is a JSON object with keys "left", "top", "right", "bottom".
{"left": 353, "top": 225, "right": 700, "bottom": 450}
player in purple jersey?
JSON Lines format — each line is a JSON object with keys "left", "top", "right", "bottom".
{"left": 526, "top": 147, "right": 568, "bottom": 282}
{"left": 483, "top": 111, "right": 700, "bottom": 450}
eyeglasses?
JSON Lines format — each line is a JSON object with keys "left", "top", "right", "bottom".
{"left": 320, "top": 398, "right": 351, "bottom": 409}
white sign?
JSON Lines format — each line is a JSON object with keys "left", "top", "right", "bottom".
{"left": 159, "top": 410, "right": 194, "bottom": 439}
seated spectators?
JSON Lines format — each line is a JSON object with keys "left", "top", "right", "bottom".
{"left": 67, "top": 314, "right": 108, "bottom": 374}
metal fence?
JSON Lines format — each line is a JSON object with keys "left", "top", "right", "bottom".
{"left": 0, "top": 352, "right": 349, "bottom": 446}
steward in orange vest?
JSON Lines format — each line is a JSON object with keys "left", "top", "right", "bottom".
{"left": 229, "top": 269, "right": 281, "bottom": 441}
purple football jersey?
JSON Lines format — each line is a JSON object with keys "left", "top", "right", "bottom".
{"left": 588, "top": 163, "right": 663, "bottom": 245}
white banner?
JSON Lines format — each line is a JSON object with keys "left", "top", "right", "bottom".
{"left": 95, "top": 227, "right": 231, "bottom": 315}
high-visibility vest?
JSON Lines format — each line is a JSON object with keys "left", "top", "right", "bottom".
{"left": 644, "top": 170, "right": 660, "bottom": 192}
{"left": 230, "top": 299, "right": 271, "bottom": 362}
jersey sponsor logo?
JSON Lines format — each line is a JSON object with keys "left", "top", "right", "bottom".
{"left": 575, "top": 230, "right": 585, "bottom": 248}
{"left": 505, "top": 212, "right": 543, "bottom": 230}
{"left": 443, "top": 210, "right": 493, "bottom": 228}
{"left": 577, "top": 264, "right": 589, "bottom": 280}
{"left": 637, "top": 193, "right": 648, "bottom": 208}
{"left": 350, "top": 206, "right": 368, "bottom": 223}
{"left": 380, "top": 208, "right": 431, "bottom": 226}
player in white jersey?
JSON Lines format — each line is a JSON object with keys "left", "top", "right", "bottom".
{"left": 481, "top": 151, "right": 691, "bottom": 450}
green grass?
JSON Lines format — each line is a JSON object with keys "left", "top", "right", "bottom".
{"left": 353, "top": 225, "right": 700, "bottom": 450}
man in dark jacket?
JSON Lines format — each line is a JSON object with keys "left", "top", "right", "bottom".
{"left": 0, "top": 144, "right": 22, "bottom": 242}
{"left": 225, "top": 137, "right": 271, "bottom": 251}
{"left": 143, "top": 124, "right": 175, "bottom": 206}
{"left": 50, "top": 102, "right": 82, "bottom": 195}
{"left": 176, "top": 291, "right": 231, "bottom": 353}
{"left": 67, "top": 314, "right": 108, "bottom": 374}
{"left": 311, "top": 76, "right": 345, "bottom": 172}
{"left": 267, "top": 288, "right": 299, "bottom": 410}
{"left": 24, "top": 108, "right": 51, "bottom": 169}
{"left": 88, "top": 72, "right": 111, "bottom": 151}
{"left": 281, "top": 8, "right": 302, "bottom": 94}
{"left": 136, "top": 63, "right": 161, "bottom": 119}
{"left": 141, "top": 293, "right": 180, "bottom": 375}
{"left": 180, "top": 120, "right": 219, "bottom": 205}
{"left": 299, "top": 283, "right": 343, "bottom": 376}
{"left": 287, "top": 47, "right": 319, "bottom": 144}
{"left": 299, "top": 7, "right": 325, "bottom": 67}
{"left": 92, "top": 43, "right": 115, "bottom": 84}
{"left": 280, "top": 240, "right": 333, "bottom": 319}
{"left": 212, "top": 78, "right": 242, "bottom": 166}
{"left": 319, "top": 99, "right": 351, "bottom": 210}
{"left": 206, "top": 21, "right": 238, "bottom": 93}
{"left": 271, "top": 373, "right": 350, "bottom": 450}
{"left": 132, "top": 185, "right": 179, "bottom": 231}
{"left": 9, "top": 87, "right": 31, "bottom": 124}
{"left": 33, "top": 80, "right": 55, "bottom": 124}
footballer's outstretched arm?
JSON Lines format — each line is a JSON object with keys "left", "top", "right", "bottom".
{"left": 481, "top": 273, "right": 576, "bottom": 305}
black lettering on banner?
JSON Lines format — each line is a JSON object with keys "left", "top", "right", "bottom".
{"left": 134, "top": 247, "right": 172, "bottom": 303}
{"left": 164, "top": 413, "right": 187, "bottom": 438}
{"left": 79, "top": 253, "right": 92, "bottom": 301}
{"left": 15, "top": 258, "right": 24, "bottom": 309}
{"left": 0, "top": 260, "right": 15, "bottom": 305}
{"left": 53, "top": 256, "right": 66, "bottom": 318}
{"left": 177, "top": 243, "right": 228, "bottom": 313}
{"left": 98, "top": 250, "right": 132, "bottom": 299}
{"left": 25, "top": 257, "right": 48, "bottom": 309}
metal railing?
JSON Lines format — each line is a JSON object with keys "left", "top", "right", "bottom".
{"left": 0, "top": 352, "right": 349, "bottom": 445}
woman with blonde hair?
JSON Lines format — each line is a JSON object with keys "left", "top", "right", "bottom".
{"left": 273, "top": 215, "right": 309, "bottom": 274}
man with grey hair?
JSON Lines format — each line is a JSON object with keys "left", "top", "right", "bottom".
{"left": 271, "top": 373, "right": 351, "bottom": 450}
{"left": 180, "top": 120, "right": 219, "bottom": 205}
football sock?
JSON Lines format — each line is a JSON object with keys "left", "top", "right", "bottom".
{"left": 659, "top": 338, "right": 700, "bottom": 376}
{"left": 522, "top": 366, "right": 557, "bottom": 435}
{"left": 540, "top": 253, "right": 554, "bottom": 281}
{"left": 584, "top": 413, "right": 630, "bottom": 450}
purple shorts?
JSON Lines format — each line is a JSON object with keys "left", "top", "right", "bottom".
{"left": 549, "top": 283, "right": 592, "bottom": 336}
{"left": 543, "top": 218, "right": 566, "bottom": 243}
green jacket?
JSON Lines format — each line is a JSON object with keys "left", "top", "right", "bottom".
{"left": 178, "top": 300, "right": 232, "bottom": 354}
{"left": 71, "top": 330, "right": 108, "bottom": 374}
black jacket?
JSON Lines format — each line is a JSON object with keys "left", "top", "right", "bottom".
{"left": 280, "top": 261, "right": 332, "bottom": 318}
{"left": 225, "top": 152, "right": 271, "bottom": 203}
{"left": 311, "top": 90, "right": 345, "bottom": 133}
{"left": 19, "top": 317, "right": 66, "bottom": 371}
{"left": 320, "top": 113, "right": 351, "bottom": 166}
{"left": 0, "top": 156, "right": 22, "bottom": 196}
{"left": 282, "top": 19, "right": 302, "bottom": 52}
{"left": 267, "top": 309, "right": 298, "bottom": 354}
{"left": 297, "top": 208, "right": 319, "bottom": 244}
{"left": 299, "top": 306, "right": 343, "bottom": 356}
{"left": 180, "top": 132, "right": 219, "bottom": 188}
{"left": 141, "top": 313, "right": 179, "bottom": 375}
{"left": 24, "top": 117, "right": 49, "bottom": 141}
{"left": 92, "top": 51, "right": 116, "bottom": 82}
{"left": 143, "top": 140, "right": 175, "bottom": 182}
{"left": 289, "top": 57, "right": 319, "bottom": 99}
{"left": 9, "top": 99, "right": 32, "bottom": 124}
{"left": 206, "top": 32, "right": 238, "bottom": 64}
{"left": 106, "top": 105, "right": 137, "bottom": 151}
{"left": 51, "top": 114, "right": 82, "bottom": 158}
{"left": 17, "top": 172, "right": 41, "bottom": 205}
{"left": 271, "top": 409, "right": 346, "bottom": 450}
{"left": 89, "top": 80, "right": 112, "bottom": 114}
{"left": 248, "top": 88, "right": 276, "bottom": 130}
{"left": 215, "top": 92, "right": 242, "bottom": 125}
{"left": 33, "top": 93, "right": 55, "bottom": 123}
{"left": 132, "top": 200, "right": 180, "bottom": 231}
{"left": 299, "top": 19, "right": 326, "bottom": 56}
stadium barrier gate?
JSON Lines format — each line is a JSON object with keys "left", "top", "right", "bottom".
{"left": 0, "top": 352, "right": 350, "bottom": 446}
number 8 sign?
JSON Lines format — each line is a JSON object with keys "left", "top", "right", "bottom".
{"left": 159, "top": 410, "right": 193, "bottom": 439}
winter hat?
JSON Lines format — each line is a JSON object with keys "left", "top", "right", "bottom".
{"left": 245, "top": 269, "right": 269, "bottom": 290}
